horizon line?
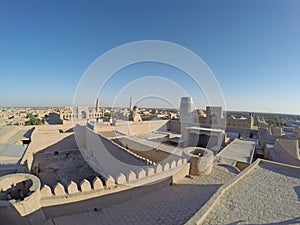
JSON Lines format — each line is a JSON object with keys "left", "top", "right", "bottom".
{"left": 1, "top": 105, "right": 299, "bottom": 117}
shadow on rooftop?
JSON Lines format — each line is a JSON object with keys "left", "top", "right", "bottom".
{"left": 41, "top": 182, "right": 223, "bottom": 223}
{"left": 30, "top": 125, "right": 154, "bottom": 188}
{"left": 0, "top": 206, "right": 46, "bottom": 225}
{"left": 22, "top": 127, "right": 35, "bottom": 139}
{"left": 1, "top": 176, "right": 224, "bottom": 225}
{"left": 260, "top": 162, "right": 300, "bottom": 179}
{"left": 31, "top": 126, "right": 100, "bottom": 188}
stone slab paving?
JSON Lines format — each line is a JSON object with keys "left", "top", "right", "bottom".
{"left": 202, "top": 163, "right": 300, "bottom": 225}
{"left": 49, "top": 166, "right": 236, "bottom": 225}
{"left": 217, "top": 139, "right": 255, "bottom": 164}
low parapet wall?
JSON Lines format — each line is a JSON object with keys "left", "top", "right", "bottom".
{"left": 17, "top": 126, "right": 189, "bottom": 217}
{"left": 83, "top": 127, "right": 153, "bottom": 177}
{"left": 1, "top": 124, "right": 191, "bottom": 221}
{"left": 39, "top": 157, "right": 188, "bottom": 205}
{"left": 274, "top": 139, "right": 300, "bottom": 167}
{"left": 116, "top": 137, "right": 182, "bottom": 163}
{"left": 0, "top": 159, "right": 189, "bottom": 220}
{"left": 114, "top": 120, "right": 169, "bottom": 136}
{"left": 185, "top": 159, "right": 300, "bottom": 225}
{"left": 82, "top": 127, "right": 189, "bottom": 185}
{"left": 18, "top": 124, "right": 76, "bottom": 173}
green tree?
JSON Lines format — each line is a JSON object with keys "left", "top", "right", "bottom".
{"left": 27, "top": 114, "right": 45, "bottom": 125}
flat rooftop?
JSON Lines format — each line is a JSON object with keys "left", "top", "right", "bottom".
{"left": 24, "top": 125, "right": 100, "bottom": 188}
{"left": 137, "top": 132, "right": 168, "bottom": 140}
{"left": 198, "top": 160, "right": 300, "bottom": 225}
{"left": 97, "top": 131, "right": 125, "bottom": 138}
{"left": 120, "top": 135, "right": 184, "bottom": 156}
{"left": 217, "top": 139, "right": 255, "bottom": 164}
{"left": 0, "top": 126, "right": 16, "bottom": 138}
{"left": 46, "top": 165, "right": 237, "bottom": 225}
{"left": 187, "top": 126, "right": 224, "bottom": 133}
{"left": 168, "top": 136, "right": 185, "bottom": 144}
{"left": 0, "top": 143, "right": 26, "bottom": 164}
{"left": 0, "top": 125, "right": 33, "bottom": 145}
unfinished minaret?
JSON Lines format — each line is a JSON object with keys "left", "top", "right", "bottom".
{"left": 95, "top": 98, "right": 99, "bottom": 112}
{"left": 129, "top": 97, "right": 133, "bottom": 111}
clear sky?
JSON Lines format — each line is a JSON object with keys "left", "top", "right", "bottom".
{"left": 0, "top": 0, "right": 299, "bottom": 114}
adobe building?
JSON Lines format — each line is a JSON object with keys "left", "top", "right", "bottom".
{"left": 205, "top": 106, "right": 224, "bottom": 128}
{"left": 0, "top": 118, "right": 299, "bottom": 224}
{"left": 264, "top": 138, "right": 300, "bottom": 167}
{"left": 128, "top": 106, "right": 142, "bottom": 122}
{"left": 60, "top": 99, "right": 103, "bottom": 123}
{"left": 216, "top": 139, "right": 256, "bottom": 171}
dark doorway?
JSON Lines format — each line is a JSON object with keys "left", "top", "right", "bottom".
{"left": 197, "top": 134, "right": 210, "bottom": 147}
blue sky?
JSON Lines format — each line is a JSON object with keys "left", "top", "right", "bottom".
{"left": 0, "top": 0, "right": 299, "bottom": 114}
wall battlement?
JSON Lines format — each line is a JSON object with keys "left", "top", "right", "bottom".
{"left": 39, "top": 157, "right": 187, "bottom": 202}
{"left": 0, "top": 158, "right": 189, "bottom": 222}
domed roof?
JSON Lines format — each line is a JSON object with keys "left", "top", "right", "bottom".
{"left": 197, "top": 109, "right": 206, "bottom": 117}
{"left": 133, "top": 105, "right": 138, "bottom": 111}
{"left": 229, "top": 115, "right": 236, "bottom": 119}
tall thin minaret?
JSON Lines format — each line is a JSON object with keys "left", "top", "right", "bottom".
{"left": 95, "top": 98, "right": 99, "bottom": 112}
{"left": 129, "top": 97, "right": 132, "bottom": 111}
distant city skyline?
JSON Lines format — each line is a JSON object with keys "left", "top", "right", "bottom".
{"left": 0, "top": 1, "right": 299, "bottom": 114}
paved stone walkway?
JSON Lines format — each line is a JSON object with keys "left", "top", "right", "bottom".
{"left": 49, "top": 166, "right": 236, "bottom": 225}
{"left": 202, "top": 163, "right": 300, "bottom": 225}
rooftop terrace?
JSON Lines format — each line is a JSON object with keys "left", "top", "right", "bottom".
{"left": 217, "top": 139, "right": 256, "bottom": 165}
{"left": 46, "top": 165, "right": 237, "bottom": 225}
{"left": 188, "top": 159, "right": 300, "bottom": 225}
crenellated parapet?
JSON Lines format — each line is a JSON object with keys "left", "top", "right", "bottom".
{"left": 120, "top": 145, "right": 155, "bottom": 165}
{"left": 1, "top": 158, "right": 189, "bottom": 221}
{"left": 110, "top": 158, "right": 187, "bottom": 185}
{"left": 0, "top": 125, "right": 191, "bottom": 220}
{"left": 40, "top": 176, "right": 107, "bottom": 200}
{"left": 38, "top": 157, "right": 188, "bottom": 203}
